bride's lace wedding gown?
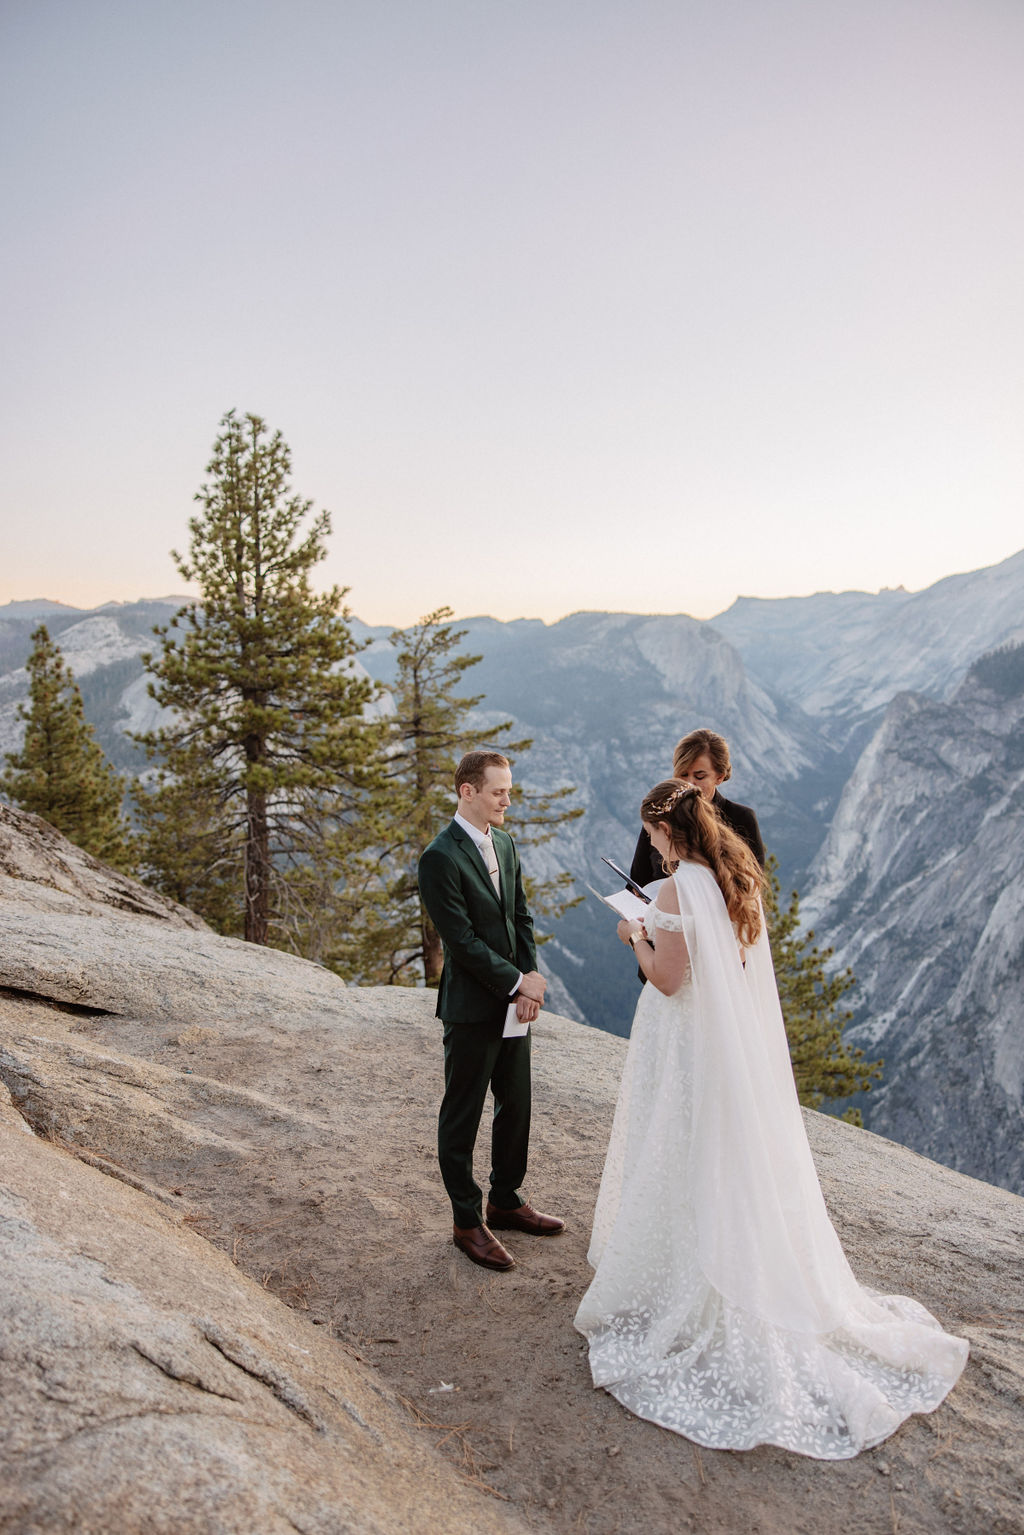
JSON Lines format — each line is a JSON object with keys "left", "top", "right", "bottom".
{"left": 575, "top": 863, "right": 968, "bottom": 1459}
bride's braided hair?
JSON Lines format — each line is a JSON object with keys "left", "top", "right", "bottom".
{"left": 640, "top": 779, "right": 764, "bottom": 947}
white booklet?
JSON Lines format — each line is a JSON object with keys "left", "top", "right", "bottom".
{"left": 503, "top": 1000, "right": 530, "bottom": 1038}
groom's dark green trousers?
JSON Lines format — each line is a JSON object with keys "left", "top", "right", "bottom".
{"left": 418, "top": 819, "right": 538, "bottom": 1230}
{"left": 439, "top": 1019, "right": 532, "bottom": 1229}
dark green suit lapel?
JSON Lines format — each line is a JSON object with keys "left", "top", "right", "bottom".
{"left": 448, "top": 821, "right": 503, "bottom": 911}
{"left": 494, "top": 828, "right": 515, "bottom": 914}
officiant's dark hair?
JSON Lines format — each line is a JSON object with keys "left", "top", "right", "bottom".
{"left": 455, "top": 750, "right": 511, "bottom": 794}
{"left": 641, "top": 779, "right": 763, "bottom": 946}
{"left": 672, "top": 728, "right": 731, "bottom": 783}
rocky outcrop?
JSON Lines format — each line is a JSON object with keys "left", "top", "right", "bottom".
{"left": 2, "top": 811, "right": 1024, "bottom": 1533}
{"left": 0, "top": 1117, "right": 526, "bottom": 1535}
{"left": 0, "top": 805, "right": 529, "bottom": 1534}
{"left": 0, "top": 802, "right": 205, "bottom": 930}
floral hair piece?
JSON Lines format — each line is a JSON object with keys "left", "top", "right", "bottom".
{"left": 645, "top": 783, "right": 699, "bottom": 818}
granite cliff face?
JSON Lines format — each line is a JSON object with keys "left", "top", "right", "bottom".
{"left": 802, "top": 645, "right": 1024, "bottom": 1192}
{"left": 2, "top": 809, "right": 1023, "bottom": 1535}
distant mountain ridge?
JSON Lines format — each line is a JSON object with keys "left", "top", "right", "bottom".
{"left": 712, "top": 549, "right": 1024, "bottom": 735}
{"left": 0, "top": 598, "right": 88, "bottom": 619}
{"left": 3, "top": 550, "right": 1024, "bottom": 1189}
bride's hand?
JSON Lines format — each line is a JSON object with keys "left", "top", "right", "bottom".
{"left": 618, "top": 919, "right": 644, "bottom": 947}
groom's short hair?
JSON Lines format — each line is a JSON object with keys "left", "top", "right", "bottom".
{"left": 455, "top": 750, "right": 510, "bottom": 794}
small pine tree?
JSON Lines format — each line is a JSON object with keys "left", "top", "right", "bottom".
{"left": 334, "top": 607, "right": 583, "bottom": 985}
{"left": 764, "top": 857, "right": 881, "bottom": 1125}
{"left": 2, "top": 624, "right": 133, "bottom": 869}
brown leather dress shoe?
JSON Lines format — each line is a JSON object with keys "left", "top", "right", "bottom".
{"left": 485, "top": 1200, "right": 565, "bottom": 1236}
{"left": 453, "top": 1223, "right": 516, "bottom": 1271}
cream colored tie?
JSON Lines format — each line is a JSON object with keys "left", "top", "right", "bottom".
{"left": 481, "top": 834, "right": 501, "bottom": 895}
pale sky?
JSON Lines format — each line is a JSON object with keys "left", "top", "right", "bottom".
{"left": 2, "top": 0, "right": 1022, "bottom": 625}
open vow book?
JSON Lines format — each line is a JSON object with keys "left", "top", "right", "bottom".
{"left": 586, "top": 884, "right": 652, "bottom": 922}
{"left": 586, "top": 856, "right": 657, "bottom": 923}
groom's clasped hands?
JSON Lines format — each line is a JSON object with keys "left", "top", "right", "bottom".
{"left": 515, "top": 968, "right": 546, "bottom": 1024}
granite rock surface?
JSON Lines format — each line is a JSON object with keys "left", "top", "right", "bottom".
{"left": 2, "top": 809, "right": 1023, "bottom": 1534}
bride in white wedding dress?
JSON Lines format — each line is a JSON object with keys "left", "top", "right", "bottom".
{"left": 575, "top": 781, "right": 968, "bottom": 1459}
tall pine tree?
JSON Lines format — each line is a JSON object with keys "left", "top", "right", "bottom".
{"left": 333, "top": 607, "right": 582, "bottom": 984}
{"left": 765, "top": 857, "right": 882, "bottom": 1124}
{"left": 2, "top": 625, "right": 133, "bottom": 869}
{"left": 135, "top": 410, "right": 378, "bottom": 945}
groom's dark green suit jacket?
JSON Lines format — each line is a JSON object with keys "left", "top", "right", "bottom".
{"left": 418, "top": 820, "right": 537, "bottom": 1025}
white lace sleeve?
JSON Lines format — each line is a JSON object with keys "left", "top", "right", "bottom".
{"left": 647, "top": 906, "right": 684, "bottom": 933}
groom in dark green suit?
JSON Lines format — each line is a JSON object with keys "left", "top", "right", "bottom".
{"left": 418, "top": 750, "right": 565, "bottom": 1272}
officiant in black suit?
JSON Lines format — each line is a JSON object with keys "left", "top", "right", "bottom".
{"left": 629, "top": 728, "right": 766, "bottom": 889}
{"left": 417, "top": 750, "right": 565, "bottom": 1272}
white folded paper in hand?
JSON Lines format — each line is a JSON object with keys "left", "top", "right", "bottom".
{"left": 503, "top": 1000, "right": 530, "bottom": 1037}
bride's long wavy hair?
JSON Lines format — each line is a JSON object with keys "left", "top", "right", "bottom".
{"left": 640, "top": 779, "right": 764, "bottom": 947}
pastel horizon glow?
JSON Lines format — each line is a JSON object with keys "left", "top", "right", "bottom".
{"left": 3, "top": 1, "right": 1023, "bottom": 627}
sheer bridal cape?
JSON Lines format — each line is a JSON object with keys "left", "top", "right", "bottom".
{"left": 574, "top": 862, "right": 968, "bottom": 1459}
